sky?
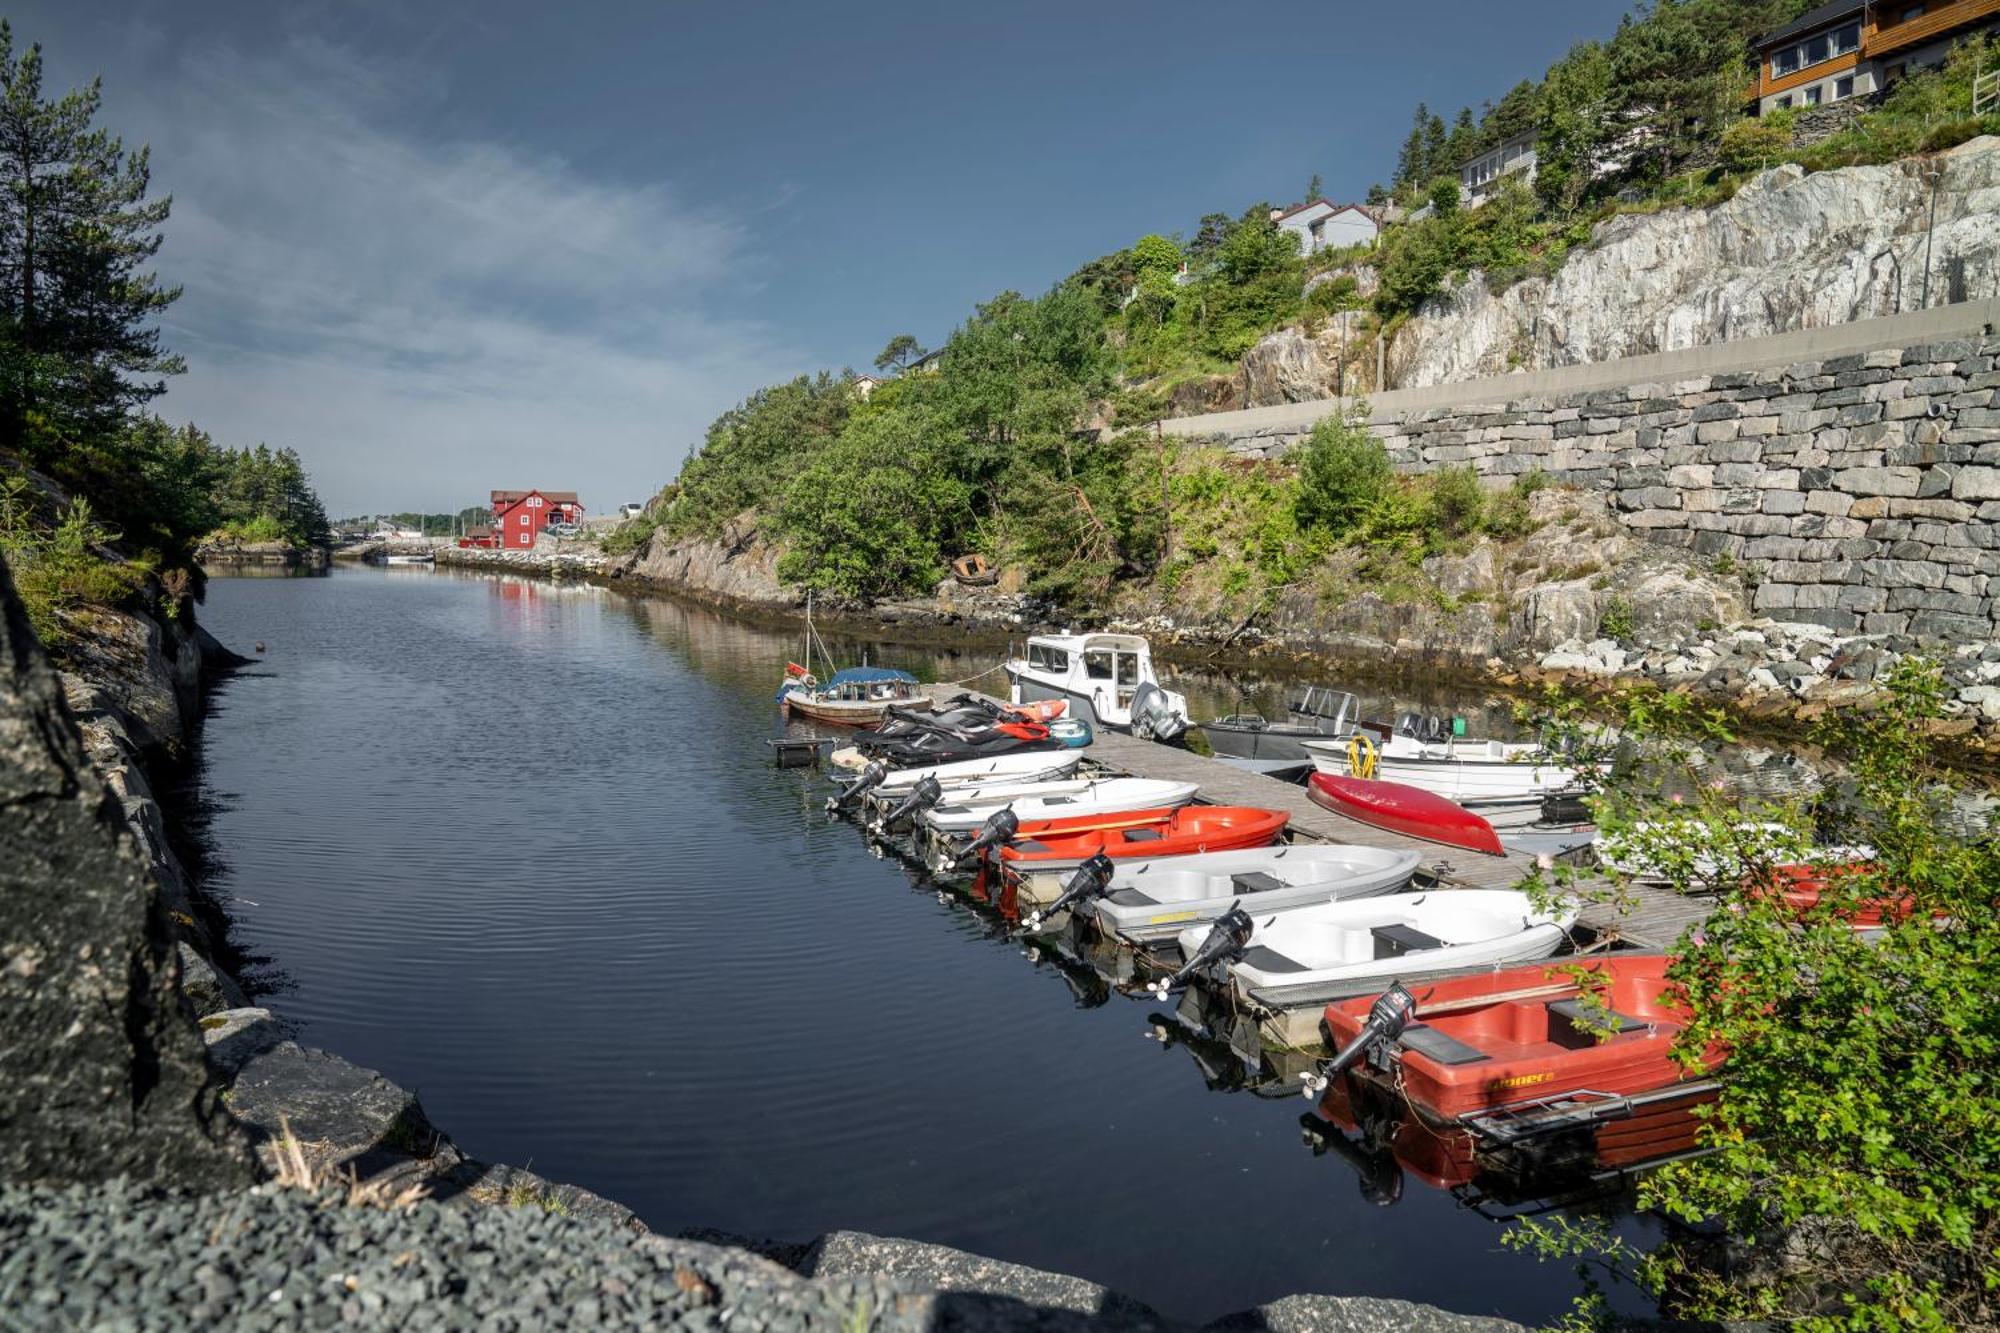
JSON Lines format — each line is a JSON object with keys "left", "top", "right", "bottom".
{"left": 23, "top": 1, "right": 1624, "bottom": 517}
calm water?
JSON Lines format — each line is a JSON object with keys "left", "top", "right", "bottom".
{"left": 187, "top": 566, "right": 1637, "bottom": 1324}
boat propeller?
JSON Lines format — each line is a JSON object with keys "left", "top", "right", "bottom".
{"left": 1299, "top": 982, "right": 1416, "bottom": 1099}
{"left": 1022, "top": 852, "right": 1116, "bottom": 932}
{"left": 871, "top": 775, "right": 943, "bottom": 833}
{"left": 943, "top": 806, "right": 1019, "bottom": 872}
{"left": 1145, "top": 904, "right": 1255, "bottom": 1000}
{"left": 825, "top": 761, "right": 888, "bottom": 817}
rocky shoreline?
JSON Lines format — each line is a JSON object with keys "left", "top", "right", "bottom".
{"left": 0, "top": 554, "right": 1533, "bottom": 1329}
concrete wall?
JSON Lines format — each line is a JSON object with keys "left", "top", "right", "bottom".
{"left": 1163, "top": 307, "right": 2000, "bottom": 643}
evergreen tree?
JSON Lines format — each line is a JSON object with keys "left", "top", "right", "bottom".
{"left": 0, "top": 21, "right": 180, "bottom": 450}
{"left": 1394, "top": 104, "right": 1432, "bottom": 189}
{"left": 1421, "top": 109, "right": 1450, "bottom": 184}
{"left": 1444, "top": 107, "right": 1478, "bottom": 174}
{"left": 1534, "top": 40, "right": 1617, "bottom": 213}
{"left": 1303, "top": 171, "right": 1323, "bottom": 204}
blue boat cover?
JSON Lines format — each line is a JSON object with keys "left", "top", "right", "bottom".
{"left": 824, "top": 667, "right": 919, "bottom": 686}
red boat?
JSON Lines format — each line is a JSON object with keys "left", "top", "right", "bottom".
{"left": 993, "top": 805, "right": 1290, "bottom": 875}
{"left": 1306, "top": 773, "right": 1504, "bottom": 856}
{"left": 1322, "top": 956, "right": 1721, "bottom": 1139}
{"left": 1754, "top": 862, "right": 1918, "bottom": 929}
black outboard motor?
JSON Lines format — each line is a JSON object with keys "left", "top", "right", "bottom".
{"left": 872, "top": 774, "right": 944, "bottom": 833}
{"left": 825, "top": 760, "right": 888, "bottom": 817}
{"left": 1022, "top": 852, "right": 1117, "bottom": 931}
{"left": 1146, "top": 904, "right": 1255, "bottom": 999}
{"left": 1299, "top": 982, "right": 1416, "bottom": 1098}
{"left": 948, "top": 806, "right": 1021, "bottom": 870}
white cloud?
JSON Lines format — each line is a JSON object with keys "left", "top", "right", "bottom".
{"left": 134, "top": 29, "right": 800, "bottom": 515}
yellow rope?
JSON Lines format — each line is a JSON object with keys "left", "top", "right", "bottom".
{"left": 1347, "top": 732, "right": 1379, "bottom": 780}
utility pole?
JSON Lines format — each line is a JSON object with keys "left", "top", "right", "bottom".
{"left": 1919, "top": 158, "right": 1943, "bottom": 311}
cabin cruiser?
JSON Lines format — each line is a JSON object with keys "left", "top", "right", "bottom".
{"left": 1005, "top": 633, "right": 1191, "bottom": 741}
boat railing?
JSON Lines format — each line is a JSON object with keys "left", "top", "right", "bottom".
{"left": 1463, "top": 1078, "right": 1723, "bottom": 1146}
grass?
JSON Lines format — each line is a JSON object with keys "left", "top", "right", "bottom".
{"left": 0, "top": 476, "right": 148, "bottom": 652}
{"left": 263, "top": 1115, "right": 429, "bottom": 1210}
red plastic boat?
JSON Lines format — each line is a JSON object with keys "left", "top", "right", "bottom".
{"left": 993, "top": 805, "right": 1289, "bottom": 874}
{"left": 1323, "top": 956, "right": 1722, "bottom": 1131}
{"left": 1754, "top": 862, "right": 1919, "bottom": 928}
{"left": 1306, "top": 773, "right": 1503, "bottom": 856}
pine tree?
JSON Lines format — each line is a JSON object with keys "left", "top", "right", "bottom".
{"left": 1394, "top": 104, "right": 1432, "bottom": 189}
{"left": 1303, "top": 172, "right": 1323, "bottom": 204}
{"left": 1421, "top": 109, "right": 1450, "bottom": 184}
{"left": 0, "top": 21, "right": 180, "bottom": 449}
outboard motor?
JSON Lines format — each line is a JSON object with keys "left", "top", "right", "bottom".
{"left": 1299, "top": 982, "right": 1416, "bottom": 1098}
{"left": 1146, "top": 904, "right": 1255, "bottom": 999}
{"left": 872, "top": 774, "right": 944, "bottom": 833}
{"left": 1022, "top": 852, "right": 1116, "bottom": 932}
{"left": 948, "top": 806, "right": 1021, "bottom": 871}
{"left": 825, "top": 760, "right": 888, "bottom": 817}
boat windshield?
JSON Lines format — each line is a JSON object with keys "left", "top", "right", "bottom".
{"left": 1083, "top": 650, "right": 1114, "bottom": 681}
{"left": 1115, "top": 654, "right": 1141, "bottom": 687}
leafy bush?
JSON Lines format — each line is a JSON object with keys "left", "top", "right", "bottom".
{"left": 1511, "top": 662, "right": 2000, "bottom": 1328}
{"left": 1598, "top": 593, "right": 1635, "bottom": 640}
{"left": 1427, "top": 464, "right": 1485, "bottom": 537}
{"left": 599, "top": 514, "right": 656, "bottom": 556}
{"left": 0, "top": 479, "right": 147, "bottom": 650}
{"left": 1718, "top": 110, "right": 1794, "bottom": 173}
{"left": 1294, "top": 411, "right": 1391, "bottom": 536}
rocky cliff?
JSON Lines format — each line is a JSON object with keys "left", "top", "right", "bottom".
{"left": 608, "top": 516, "right": 792, "bottom": 610}
{"left": 1392, "top": 135, "right": 2000, "bottom": 388}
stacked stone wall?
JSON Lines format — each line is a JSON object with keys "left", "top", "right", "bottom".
{"left": 1231, "top": 335, "right": 2000, "bottom": 641}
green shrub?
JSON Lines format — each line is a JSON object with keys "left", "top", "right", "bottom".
{"left": 1427, "top": 464, "right": 1485, "bottom": 537}
{"left": 1718, "top": 111, "right": 1793, "bottom": 174}
{"left": 1294, "top": 411, "right": 1390, "bottom": 536}
{"left": 1599, "top": 594, "right": 1635, "bottom": 640}
{"left": 0, "top": 480, "right": 147, "bottom": 650}
{"left": 599, "top": 514, "right": 656, "bottom": 556}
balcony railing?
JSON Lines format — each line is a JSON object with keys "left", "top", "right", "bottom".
{"left": 1864, "top": 0, "right": 2000, "bottom": 58}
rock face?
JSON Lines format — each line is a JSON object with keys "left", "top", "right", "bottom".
{"left": 612, "top": 517, "right": 791, "bottom": 609}
{"left": 0, "top": 554, "right": 254, "bottom": 1188}
{"left": 1392, "top": 136, "right": 2000, "bottom": 387}
{"left": 1238, "top": 328, "right": 1339, "bottom": 406}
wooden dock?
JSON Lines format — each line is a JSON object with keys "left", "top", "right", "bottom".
{"left": 925, "top": 686, "right": 1717, "bottom": 954}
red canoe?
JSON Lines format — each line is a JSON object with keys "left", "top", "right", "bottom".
{"left": 994, "top": 805, "right": 1289, "bottom": 873}
{"left": 1306, "top": 773, "right": 1503, "bottom": 856}
{"left": 1324, "top": 955, "right": 1722, "bottom": 1127}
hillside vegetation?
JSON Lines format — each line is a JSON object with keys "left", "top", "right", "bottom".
{"left": 648, "top": 1, "right": 1998, "bottom": 613}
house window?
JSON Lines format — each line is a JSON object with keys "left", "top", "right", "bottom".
{"left": 1776, "top": 93, "right": 1794, "bottom": 108}
{"left": 1805, "top": 84, "right": 1824, "bottom": 105}
{"left": 1832, "top": 22, "right": 1860, "bottom": 53}
{"left": 1835, "top": 75, "right": 1854, "bottom": 99}
{"left": 1803, "top": 33, "right": 1829, "bottom": 64}
{"left": 1773, "top": 47, "right": 1800, "bottom": 76}
{"left": 518, "top": 514, "right": 529, "bottom": 526}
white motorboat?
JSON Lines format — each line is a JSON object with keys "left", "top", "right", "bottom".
{"left": 1303, "top": 727, "right": 1592, "bottom": 803}
{"left": 1005, "top": 632, "right": 1191, "bottom": 741}
{"left": 867, "top": 751, "right": 1084, "bottom": 792}
{"left": 1598, "top": 820, "right": 1873, "bottom": 890}
{"left": 1164, "top": 889, "right": 1575, "bottom": 997}
{"left": 919, "top": 778, "right": 1198, "bottom": 835}
{"left": 1079, "top": 844, "right": 1423, "bottom": 944}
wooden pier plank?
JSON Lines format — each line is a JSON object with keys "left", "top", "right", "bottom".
{"left": 924, "top": 687, "right": 1716, "bottom": 953}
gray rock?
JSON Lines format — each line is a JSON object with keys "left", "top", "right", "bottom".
{"left": 0, "top": 554, "right": 255, "bottom": 1188}
{"left": 804, "top": 1231, "right": 1168, "bottom": 1325}
{"left": 177, "top": 942, "right": 250, "bottom": 1016}
{"left": 1208, "top": 1294, "right": 1524, "bottom": 1332}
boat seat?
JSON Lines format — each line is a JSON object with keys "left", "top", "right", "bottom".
{"left": 1236, "top": 946, "right": 1310, "bottom": 975}
{"left": 1104, "top": 888, "right": 1158, "bottom": 907}
{"left": 1230, "top": 871, "right": 1286, "bottom": 896}
{"left": 1371, "top": 923, "right": 1445, "bottom": 960}
{"left": 1123, "top": 829, "right": 1165, "bottom": 842}
{"left": 1012, "top": 839, "right": 1050, "bottom": 853}
{"left": 1547, "top": 998, "right": 1647, "bottom": 1048}
{"left": 1397, "top": 1023, "right": 1490, "bottom": 1066}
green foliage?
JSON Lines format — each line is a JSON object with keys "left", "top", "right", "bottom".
{"left": 1427, "top": 464, "right": 1484, "bottom": 537}
{"left": 1293, "top": 411, "right": 1390, "bottom": 537}
{"left": 1598, "top": 593, "right": 1634, "bottom": 640}
{"left": 0, "top": 477, "right": 146, "bottom": 649}
{"left": 872, "top": 333, "right": 926, "bottom": 374}
{"left": 1427, "top": 176, "right": 1461, "bottom": 218}
{"left": 1719, "top": 108, "right": 1795, "bottom": 173}
{"left": 599, "top": 513, "right": 656, "bottom": 556}
{"left": 664, "top": 373, "right": 852, "bottom": 538}
{"left": 1511, "top": 662, "right": 2000, "bottom": 1328}
{"left": 773, "top": 406, "right": 972, "bottom": 600}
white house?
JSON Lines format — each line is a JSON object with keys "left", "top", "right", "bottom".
{"left": 851, "top": 372, "right": 885, "bottom": 399}
{"left": 1460, "top": 130, "right": 1539, "bottom": 206}
{"left": 1271, "top": 199, "right": 1381, "bottom": 256}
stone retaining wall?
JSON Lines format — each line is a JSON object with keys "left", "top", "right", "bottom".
{"left": 1231, "top": 335, "right": 2000, "bottom": 642}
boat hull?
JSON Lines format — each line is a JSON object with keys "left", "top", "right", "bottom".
{"left": 1092, "top": 845, "right": 1423, "bottom": 945}
{"left": 1307, "top": 774, "right": 1504, "bottom": 856}
{"left": 784, "top": 694, "right": 932, "bottom": 726}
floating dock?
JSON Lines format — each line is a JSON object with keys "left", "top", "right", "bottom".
{"left": 922, "top": 687, "right": 1715, "bottom": 956}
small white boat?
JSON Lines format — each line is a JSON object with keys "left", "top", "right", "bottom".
{"left": 868, "top": 751, "right": 1085, "bottom": 792}
{"left": 778, "top": 666, "right": 932, "bottom": 727}
{"left": 1168, "top": 889, "right": 1575, "bottom": 996}
{"left": 1304, "top": 731, "right": 1590, "bottom": 802}
{"left": 919, "top": 778, "right": 1199, "bottom": 835}
{"left": 1085, "top": 844, "right": 1422, "bottom": 944}
{"left": 384, "top": 552, "right": 435, "bottom": 565}
{"left": 1599, "top": 821, "right": 1872, "bottom": 889}
{"left": 1005, "top": 632, "right": 1191, "bottom": 741}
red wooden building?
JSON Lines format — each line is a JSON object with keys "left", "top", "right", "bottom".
{"left": 457, "top": 523, "right": 498, "bottom": 549}
{"left": 489, "top": 489, "right": 584, "bottom": 549}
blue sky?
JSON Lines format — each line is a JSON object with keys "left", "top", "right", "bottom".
{"left": 25, "top": 1, "right": 1621, "bottom": 515}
